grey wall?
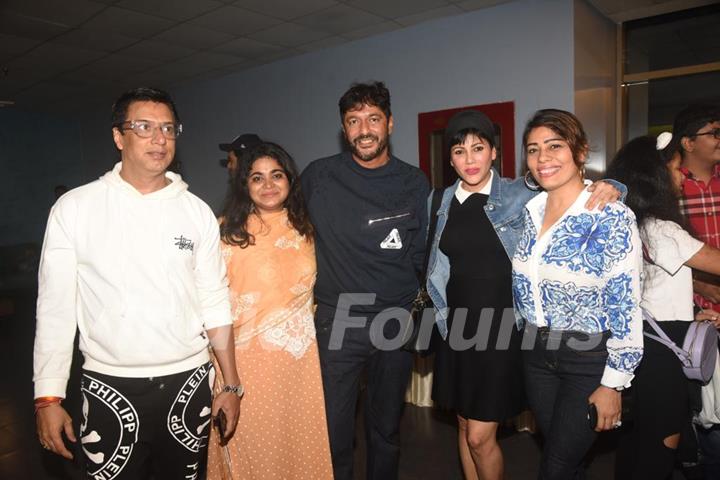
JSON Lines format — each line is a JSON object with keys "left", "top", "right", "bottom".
{"left": 0, "top": 108, "right": 120, "bottom": 247}
{"left": 2, "top": 0, "right": 576, "bottom": 246}
{"left": 574, "top": 0, "right": 617, "bottom": 179}
{"left": 170, "top": 0, "right": 576, "bottom": 210}
{"left": 1, "top": 111, "right": 83, "bottom": 246}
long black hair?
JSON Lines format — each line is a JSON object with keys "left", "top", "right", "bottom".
{"left": 606, "top": 135, "right": 686, "bottom": 229}
{"left": 220, "top": 142, "right": 313, "bottom": 247}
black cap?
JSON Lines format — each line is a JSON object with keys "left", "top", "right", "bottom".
{"left": 219, "top": 133, "right": 262, "bottom": 153}
{"left": 444, "top": 110, "right": 496, "bottom": 148}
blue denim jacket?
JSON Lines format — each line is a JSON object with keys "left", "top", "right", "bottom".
{"left": 425, "top": 170, "right": 535, "bottom": 339}
{"left": 425, "top": 171, "right": 627, "bottom": 339}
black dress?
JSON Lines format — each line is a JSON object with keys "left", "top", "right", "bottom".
{"left": 431, "top": 193, "right": 525, "bottom": 421}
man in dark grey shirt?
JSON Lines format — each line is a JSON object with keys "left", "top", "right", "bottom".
{"left": 301, "top": 81, "right": 430, "bottom": 480}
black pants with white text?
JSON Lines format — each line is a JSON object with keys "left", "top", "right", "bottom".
{"left": 79, "top": 363, "right": 213, "bottom": 480}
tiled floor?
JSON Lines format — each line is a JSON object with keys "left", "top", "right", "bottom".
{"left": 384, "top": 407, "right": 619, "bottom": 480}
{"left": 0, "top": 288, "right": 683, "bottom": 479}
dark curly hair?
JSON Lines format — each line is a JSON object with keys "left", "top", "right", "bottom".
{"left": 220, "top": 142, "right": 313, "bottom": 247}
{"left": 338, "top": 81, "right": 391, "bottom": 119}
{"left": 606, "top": 135, "right": 686, "bottom": 229}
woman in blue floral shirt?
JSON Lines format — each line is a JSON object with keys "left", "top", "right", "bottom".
{"left": 511, "top": 109, "right": 644, "bottom": 479}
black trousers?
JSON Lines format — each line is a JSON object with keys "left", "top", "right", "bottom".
{"left": 315, "top": 308, "right": 414, "bottom": 480}
{"left": 79, "top": 363, "right": 213, "bottom": 480}
{"left": 615, "top": 321, "right": 697, "bottom": 480}
{"left": 523, "top": 326, "right": 610, "bottom": 480}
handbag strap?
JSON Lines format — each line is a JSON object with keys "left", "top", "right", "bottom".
{"left": 419, "top": 189, "right": 444, "bottom": 282}
{"left": 642, "top": 308, "right": 692, "bottom": 366}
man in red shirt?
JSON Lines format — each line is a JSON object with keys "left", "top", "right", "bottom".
{"left": 673, "top": 104, "right": 720, "bottom": 479}
{"left": 674, "top": 105, "right": 720, "bottom": 312}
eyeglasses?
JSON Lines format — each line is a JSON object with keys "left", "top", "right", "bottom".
{"left": 116, "top": 120, "right": 183, "bottom": 139}
{"left": 692, "top": 128, "right": 720, "bottom": 140}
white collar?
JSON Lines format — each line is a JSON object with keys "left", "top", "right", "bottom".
{"left": 454, "top": 170, "right": 493, "bottom": 204}
{"left": 524, "top": 179, "right": 594, "bottom": 228}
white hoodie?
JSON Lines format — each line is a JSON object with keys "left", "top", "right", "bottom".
{"left": 33, "top": 163, "right": 231, "bottom": 398}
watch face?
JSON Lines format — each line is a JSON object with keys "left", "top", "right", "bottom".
{"left": 223, "top": 384, "right": 244, "bottom": 397}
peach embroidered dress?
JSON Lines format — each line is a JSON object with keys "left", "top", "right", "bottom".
{"left": 207, "top": 210, "right": 333, "bottom": 480}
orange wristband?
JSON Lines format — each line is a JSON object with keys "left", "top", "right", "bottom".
{"left": 35, "top": 396, "right": 63, "bottom": 404}
{"left": 34, "top": 396, "right": 63, "bottom": 413}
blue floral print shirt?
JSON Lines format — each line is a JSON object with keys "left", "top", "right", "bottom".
{"left": 511, "top": 187, "right": 644, "bottom": 389}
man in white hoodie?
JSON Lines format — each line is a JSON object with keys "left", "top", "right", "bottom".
{"left": 33, "top": 87, "right": 241, "bottom": 479}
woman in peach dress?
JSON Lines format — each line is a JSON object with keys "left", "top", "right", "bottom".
{"left": 207, "top": 142, "right": 333, "bottom": 480}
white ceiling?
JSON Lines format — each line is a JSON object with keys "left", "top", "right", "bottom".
{"left": 0, "top": 0, "right": 713, "bottom": 114}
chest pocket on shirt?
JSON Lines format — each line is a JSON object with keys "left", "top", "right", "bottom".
{"left": 364, "top": 210, "right": 419, "bottom": 254}
{"left": 505, "top": 213, "right": 526, "bottom": 238}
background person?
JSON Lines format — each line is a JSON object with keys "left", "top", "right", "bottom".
{"left": 671, "top": 105, "right": 720, "bottom": 312}
{"left": 218, "top": 133, "right": 262, "bottom": 172}
{"left": 670, "top": 104, "right": 720, "bottom": 477}
{"left": 608, "top": 134, "right": 720, "bottom": 479}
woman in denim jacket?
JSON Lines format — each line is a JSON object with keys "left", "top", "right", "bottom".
{"left": 425, "top": 110, "right": 622, "bottom": 480}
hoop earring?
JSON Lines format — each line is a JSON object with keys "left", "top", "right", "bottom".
{"left": 580, "top": 165, "right": 586, "bottom": 182}
{"left": 524, "top": 171, "right": 541, "bottom": 191}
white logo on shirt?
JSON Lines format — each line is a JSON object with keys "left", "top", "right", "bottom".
{"left": 380, "top": 228, "right": 403, "bottom": 249}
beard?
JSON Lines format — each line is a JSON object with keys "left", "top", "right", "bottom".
{"left": 347, "top": 134, "right": 389, "bottom": 162}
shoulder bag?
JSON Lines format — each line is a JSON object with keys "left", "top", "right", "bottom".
{"left": 402, "top": 189, "right": 443, "bottom": 354}
{"left": 643, "top": 308, "right": 720, "bottom": 384}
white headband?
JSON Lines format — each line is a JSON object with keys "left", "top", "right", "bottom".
{"left": 656, "top": 131, "right": 673, "bottom": 151}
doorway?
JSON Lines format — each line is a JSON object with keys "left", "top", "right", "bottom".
{"left": 418, "top": 101, "right": 515, "bottom": 188}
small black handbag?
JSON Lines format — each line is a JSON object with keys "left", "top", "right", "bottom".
{"left": 402, "top": 189, "right": 443, "bottom": 354}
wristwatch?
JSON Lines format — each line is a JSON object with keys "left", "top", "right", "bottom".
{"left": 221, "top": 383, "right": 245, "bottom": 398}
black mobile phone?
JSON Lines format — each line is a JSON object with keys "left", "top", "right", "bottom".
{"left": 587, "top": 403, "right": 598, "bottom": 430}
{"left": 214, "top": 409, "right": 227, "bottom": 437}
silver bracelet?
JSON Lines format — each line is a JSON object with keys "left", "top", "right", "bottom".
{"left": 221, "top": 383, "right": 245, "bottom": 398}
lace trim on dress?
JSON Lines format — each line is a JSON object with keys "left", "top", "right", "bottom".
{"left": 260, "top": 299, "right": 317, "bottom": 359}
